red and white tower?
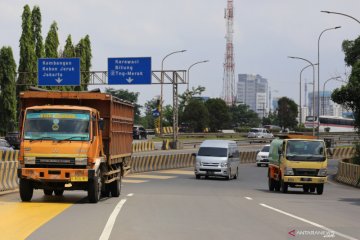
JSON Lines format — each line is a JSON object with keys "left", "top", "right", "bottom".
{"left": 222, "top": 0, "right": 235, "bottom": 105}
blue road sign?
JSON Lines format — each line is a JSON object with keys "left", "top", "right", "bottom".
{"left": 38, "top": 58, "right": 80, "bottom": 86}
{"left": 108, "top": 57, "right": 151, "bottom": 84}
{"left": 152, "top": 109, "right": 160, "bottom": 118}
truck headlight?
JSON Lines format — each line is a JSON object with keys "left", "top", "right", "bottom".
{"left": 220, "top": 162, "right": 228, "bottom": 167}
{"left": 24, "top": 156, "right": 36, "bottom": 164}
{"left": 318, "top": 168, "right": 327, "bottom": 177}
{"left": 75, "top": 157, "right": 88, "bottom": 165}
{"left": 284, "top": 167, "right": 294, "bottom": 176}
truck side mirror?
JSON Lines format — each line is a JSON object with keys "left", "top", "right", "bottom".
{"left": 99, "top": 118, "right": 104, "bottom": 131}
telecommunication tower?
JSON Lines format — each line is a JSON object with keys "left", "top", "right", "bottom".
{"left": 222, "top": 0, "right": 235, "bottom": 105}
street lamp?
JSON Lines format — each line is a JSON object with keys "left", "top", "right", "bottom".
{"left": 299, "top": 63, "right": 318, "bottom": 125}
{"left": 187, "top": 60, "right": 209, "bottom": 91}
{"left": 288, "top": 56, "right": 316, "bottom": 136}
{"left": 160, "top": 49, "right": 186, "bottom": 135}
{"left": 321, "top": 11, "right": 360, "bottom": 24}
{"left": 317, "top": 26, "right": 341, "bottom": 133}
{"left": 322, "top": 76, "right": 346, "bottom": 115}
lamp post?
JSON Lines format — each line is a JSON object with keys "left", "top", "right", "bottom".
{"left": 322, "top": 76, "right": 345, "bottom": 115}
{"left": 187, "top": 60, "right": 209, "bottom": 91}
{"left": 317, "top": 26, "right": 341, "bottom": 134}
{"left": 160, "top": 50, "right": 186, "bottom": 135}
{"left": 299, "top": 63, "right": 318, "bottom": 125}
{"left": 288, "top": 56, "right": 316, "bottom": 136}
{"left": 321, "top": 11, "right": 360, "bottom": 24}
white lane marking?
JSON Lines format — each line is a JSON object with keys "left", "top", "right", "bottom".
{"left": 245, "top": 197, "right": 253, "bottom": 200}
{"left": 99, "top": 199, "right": 127, "bottom": 240}
{"left": 127, "top": 193, "right": 134, "bottom": 197}
{"left": 260, "top": 203, "right": 358, "bottom": 240}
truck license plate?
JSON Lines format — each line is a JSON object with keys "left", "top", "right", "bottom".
{"left": 301, "top": 178, "right": 312, "bottom": 182}
{"left": 71, "top": 176, "right": 88, "bottom": 182}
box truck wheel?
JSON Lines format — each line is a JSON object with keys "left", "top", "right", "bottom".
{"left": 316, "top": 184, "right": 324, "bottom": 195}
{"left": 303, "top": 185, "right": 310, "bottom": 193}
{"left": 43, "top": 189, "right": 53, "bottom": 196}
{"left": 88, "top": 176, "right": 101, "bottom": 203}
{"left": 110, "top": 175, "right": 121, "bottom": 197}
{"left": 281, "top": 179, "right": 288, "bottom": 193}
{"left": 20, "top": 179, "right": 33, "bottom": 202}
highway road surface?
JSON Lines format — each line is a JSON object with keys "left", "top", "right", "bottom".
{"left": 0, "top": 160, "right": 359, "bottom": 240}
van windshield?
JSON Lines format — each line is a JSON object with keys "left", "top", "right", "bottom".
{"left": 198, "top": 147, "right": 227, "bottom": 157}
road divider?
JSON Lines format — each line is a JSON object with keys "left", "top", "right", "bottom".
{"left": 332, "top": 147, "right": 355, "bottom": 159}
{"left": 132, "top": 141, "right": 155, "bottom": 152}
{"left": 336, "top": 159, "right": 360, "bottom": 188}
{"left": 0, "top": 150, "right": 19, "bottom": 192}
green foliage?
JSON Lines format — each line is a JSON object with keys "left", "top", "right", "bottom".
{"left": 31, "top": 5, "right": 44, "bottom": 59}
{"left": 63, "top": 35, "right": 75, "bottom": 58}
{"left": 277, "top": 97, "right": 298, "bottom": 129}
{"left": 163, "top": 105, "right": 173, "bottom": 127}
{"left": 205, "top": 98, "right": 230, "bottom": 131}
{"left": 17, "top": 4, "right": 36, "bottom": 94}
{"left": 229, "top": 104, "right": 260, "bottom": 128}
{"left": 44, "top": 21, "right": 59, "bottom": 58}
{"left": 262, "top": 110, "right": 279, "bottom": 126}
{"left": 105, "top": 88, "right": 141, "bottom": 123}
{"left": 141, "top": 98, "right": 159, "bottom": 129}
{"left": 182, "top": 99, "right": 209, "bottom": 132}
{"left": 0, "top": 47, "right": 17, "bottom": 134}
{"left": 75, "top": 36, "right": 92, "bottom": 91}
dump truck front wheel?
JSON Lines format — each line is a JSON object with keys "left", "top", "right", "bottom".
{"left": 20, "top": 179, "right": 33, "bottom": 202}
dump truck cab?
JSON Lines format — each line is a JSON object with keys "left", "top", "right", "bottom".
{"left": 268, "top": 134, "right": 328, "bottom": 194}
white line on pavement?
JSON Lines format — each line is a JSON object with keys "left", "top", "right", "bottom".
{"left": 127, "top": 193, "right": 134, "bottom": 197}
{"left": 260, "top": 203, "right": 358, "bottom": 240}
{"left": 245, "top": 197, "right": 253, "bottom": 200}
{"left": 99, "top": 199, "right": 127, "bottom": 240}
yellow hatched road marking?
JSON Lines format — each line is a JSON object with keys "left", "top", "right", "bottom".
{"left": 127, "top": 174, "right": 175, "bottom": 180}
{"left": 0, "top": 201, "right": 72, "bottom": 240}
{"left": 123, "top": 179, "right": 149, "bottom": 183}
{"left": 157, "top": 170, "right": 194, "bottom": 175}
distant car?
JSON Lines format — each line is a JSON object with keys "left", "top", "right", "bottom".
{"left": 5, "top": 131, "right": 20, "bottom": 149}
{"left": 0, "top": 139, "right": 14, "bottom": 151}
{"left": 133, "top": 125, "right": 147, "bottom": 140}
{"left": 256, "top": 144, "right": 270, "bottom": 167}
{"left": 247, "top": 128, "right": 274, "bottom": 139}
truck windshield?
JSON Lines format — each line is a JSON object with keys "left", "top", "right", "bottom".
{"left": 24, "top": 110, "right": 90, "bottom": 141}
{"left": 286, "top": 140, "right": 325, "bottom": 161}
{"left": 198, "top": 147, "right": 227, "bottom": 157}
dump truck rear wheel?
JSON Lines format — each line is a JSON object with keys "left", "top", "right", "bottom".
{"left": 54, "top": 190, "right": 64, "bottom": 196}
{"left": 110, "top": 175, "right": 121, "bottom": 197}
{"left": 43, "top": 189, "right": 53, "bottom": 196}
{"left": 20, "top": 179, "right": 33, "bottom": 202}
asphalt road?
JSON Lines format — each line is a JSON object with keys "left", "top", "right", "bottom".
{"left": 1, "top": 159, "right": 359, "bottom": 240}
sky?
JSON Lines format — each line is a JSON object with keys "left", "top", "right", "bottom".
{"left": 0, "top": 0, "right": 359, "bottom": 109}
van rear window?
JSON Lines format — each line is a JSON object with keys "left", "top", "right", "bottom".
{"left": 198, "top": 147, "right": 227, "bottom": 157}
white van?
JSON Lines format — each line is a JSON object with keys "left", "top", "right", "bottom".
{"left": 194, "top": 140, "right": 240, "bottom": 180}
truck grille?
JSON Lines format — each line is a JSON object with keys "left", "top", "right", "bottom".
{"left": 31, "top": 157, "right": 77, "bottom": 168}
{"left": 293, "top": 168, "right": 319, "bottom": 176}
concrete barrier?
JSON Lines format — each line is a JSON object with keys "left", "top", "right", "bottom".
{"left": 132, "top": 141, "right": 155, "bottom": 153}
{"left": 0, "top": 150, "right": 19, "bottom": 192}
{"left": 332, "top": 147, "right": 355, "bottom": 159}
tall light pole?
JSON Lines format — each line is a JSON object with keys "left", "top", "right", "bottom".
{"left": 299, "top": 63, "right": 318, "bottom": 125}
{"left": 187, "top": 60, "right": 209, "bottom": 91}
{"left": 322, "top": 76, "right": 345, "bottom": 115}
{"left": 321, "top": 11, "right": 360, "bottom": 24}
{"left": 160, "top": 50, "right": 186, "bottom": 135}
{"left": 288, "top": 56, "right": 316, "bottom": 136}
{"left": 317, "top": 26, "right": 341, "bottom": 133}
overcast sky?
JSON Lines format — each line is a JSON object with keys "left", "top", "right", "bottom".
{"left": 0, "top": 0, "right": 359, "bottom": 109}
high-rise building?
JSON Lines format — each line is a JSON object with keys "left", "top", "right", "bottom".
{"left": 308, "top": 91, "right": 345, "bottom": 117}
{"left": 237, "top": 74, "right": 268, "bottom": 117}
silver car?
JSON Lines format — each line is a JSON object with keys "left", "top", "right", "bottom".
{"left": 247, "top": 128, "right": 274, "bottom": 139}
{"left": 194, "top": 140, "right": 240, "bottom": 180}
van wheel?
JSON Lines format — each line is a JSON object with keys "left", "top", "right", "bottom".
{"left": 195, "top": 175, "right": 200, "bottom": 179}
{"left": 257, "top": 163, "right": 261, "bottom": 167}
{"left": 226, "top": 169, "right": 232, "bottom": 180}
{"left": 233, "top": 168, "right": 239, "bottom": 179}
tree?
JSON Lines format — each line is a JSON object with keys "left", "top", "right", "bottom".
{"left": 163, "top": 105, "right": 173, "bottom": 127}
{"left": 105, "top": 88, "right": 141, "bottom": 123}
{"left": 332, "top": 36, "right": 360, "bottom": 164}
{"left": 262, "top": 110, "right": 279, "bottom": 126}
{"left": 229, "top": 104, "right": 260, "bottom": 128}
{"left": 277, "top": 97, "right": 298, "bottom": 130}
{"left": 141, "top": 98, "right": 159, "bottom": 129}
{"left": 44, "top": 21, "right": 59, "bottom": 58}
{"left": 63, "top": 35, "right": 75, "bottom": 58}
{"left": 31, "top": 5, "right": 44, "bottom": 59}
{"left": 17, "top": 5, "right": 36, "bottom": 94}
{"left": 75, "top": 36, "right": 92, "bottom": 91}
{"left": 205, "top": 98, "right": 230, "bottom": 131}
{"left": 182, "top": 99, "right": 209, "bottom": 132}
{"left": 0, "top": 47, "right": 17, "bottom": 134}
{"left": 178, "top": 85, "right": 205, "bottom": 124}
